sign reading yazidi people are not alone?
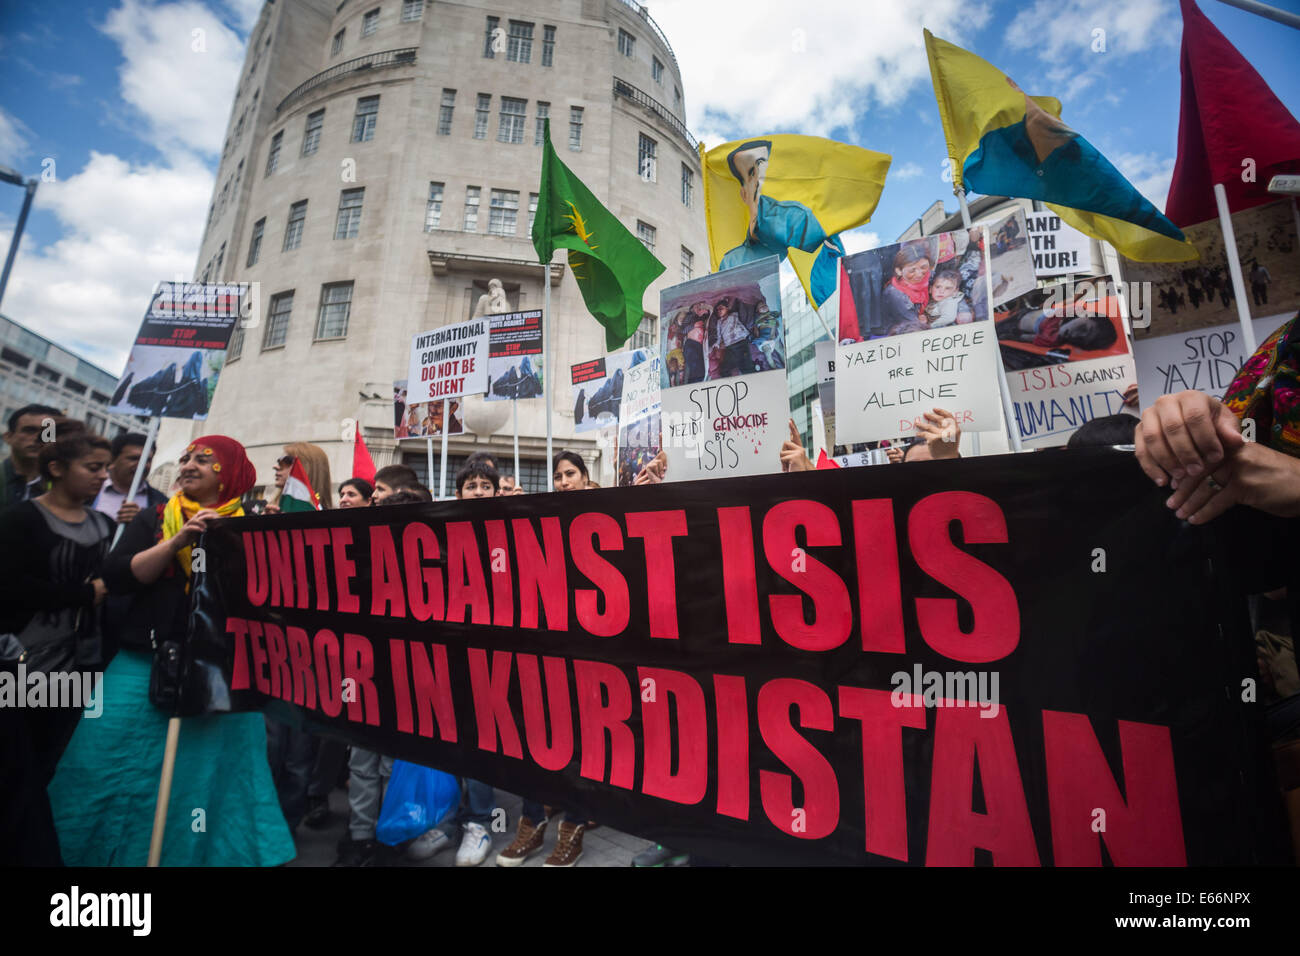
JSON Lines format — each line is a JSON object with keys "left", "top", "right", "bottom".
{"left": 190, "top": 450, "right": 1258, "bottom": 866}
{"left": 107, "top": 281, "right": 248, "bottom": 420}
{"left": 406, "top": 317, "right": 490, "bottom": 405}
{"left": 658, "top": 257, "right": 790, "bottom": 480}
{"left": 835, "top": 212, "right": 1036, "bottom": 444}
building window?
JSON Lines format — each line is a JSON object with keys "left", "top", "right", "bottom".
{"left": 528, "top": 192, "right": 538, "bottom": 232}
{"left": 636, "top": 220, "right": 656, "bottom": 252}
{"left": 568, "top": 106, "right": 583, "bottom": 151}
{"left": 437, "top": 89, "right": 455, "bottom": 135}
{"left": 228, "top": 324, "right": 244, "bottom": 361}
{"left": 425, "top": 181, "right": 444, "bottom": 231}
{"left": 233, "top": 158, "right": 244, "bottom": 192}
{"left": 351, "top": 95, "right": 379, "bottom": 142}
{"left": 335, "top": 187, "right": 364, "bottom": 239}
{"left": 507, "top": 20, "right": 533, "bottom": 62}
{"left": 681, "top": 245, "right": 694, "bottom": 281}
{"left": 234, "top": 111, "right": 245, "bottom": 140}
{"left": 283, "top": 200, "right": 307, "bottom": 251}
{"left": 483, "top": 16, "right": 499, "bottom": 58}
{"left": 535, "top": 101, "right": 549, "bottom": 145}
{"left": 488, "top": 189, "right": 519, "bottom": 236}
{"left": 638, "top": 133, "right": 657, "bottom": 182}
{"left": 630, "top": 315, "right": 656, "bottom": 350}
{"left": 316, "top": 282, "right": 353, "bottom": 339}
{"left": 674, "top": 86, "right": 682, "bottom": 112}
{"left": 681, "top": 163, "right": 693, "bottom": 207}
{"left": 401, "top": 0, "right": 423, "bottom": 21}
{"left": 464, "top": 186, "right": 480, "bottom": 231}
{"left": 474, "top": 93, "right": 490, "bottom": 139}
{"left": 497, "top": 97, "right": 526, "bottom": 144}
{"left": 265, "top": 130, "right": 283, "bottom": 176}
{"left": 263, "top": 291, "right": 294, "bottom": 349}
{"left": 302, "top": 109, "right": 324, "bottom": 156}
{"left": 361, "top": 8, "right": 379, "bottom": 36}
{"left": 331, "top": 29, "right": 345, "bottom": 56}
{"left": 542, "top": 25, "right": 555, "bottom": 66}
{"left": 652, "top": 56, "right": 663, "bottom": 84}
{"left": 618, "top": 28, "right": 635, "bottom": 57}
{"left": 247, "top": 217, "right": 266, "bottom": 267}
{"left": 216, "top": 241, "right": 225, "bottom": 276}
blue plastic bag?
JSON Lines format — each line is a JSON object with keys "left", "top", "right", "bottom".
{"left": 375, "top": 760, "right": 461, "bottom": 846}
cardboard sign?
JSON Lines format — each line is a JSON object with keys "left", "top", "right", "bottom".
{"left": 1024, "top": 212, "right": 1093, "bottom": 277}
{"left": 406, "top": 317, "right": 490, "bottom": 404}
{"left": 661, "top": 370, "right": 790, "bottom": 480}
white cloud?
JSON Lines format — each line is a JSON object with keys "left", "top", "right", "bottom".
{"left": 224, "top": 0, "right": 264, "bottom": 33}
{"left": 0, "top": 107, "right": 31, "bottom": 166}
{"left": 101, "top": 0, "right": 245, "bottom": 158}
{"left": 648, "top": 0, "right": 991, "bottom": 138}
{"left": 1114, "top": 151, "right": 1176, "bottom": 211}
{"left": 893, "top": 161, "right": 924, "bottom": 180}
{"left": 840, "top": 226, "right": 882, "bottom": 255}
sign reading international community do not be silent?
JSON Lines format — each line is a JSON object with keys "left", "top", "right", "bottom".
{"left": 406, "top": 317, "right": 490, "bottom": 404}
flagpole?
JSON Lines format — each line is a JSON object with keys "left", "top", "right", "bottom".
{"left": 544, "top": 260, "right": 553, "bottom": 473}
{"left": 438, "top": 398, "right": 450, "bottom": 499}
{"left": 425, "top": 435, "right": 434, "bottom": 494}
{"left": 1214, "top": 183, "right": 1258, "bottom": 355}
{"left": 113, "top": 415, "right": 160, "bottom": 547}
{"left": 512, "top": 398, "right": 520, "bottom": 486}
{"left": 954, "top": 189, "right": 987, "bottom": 456}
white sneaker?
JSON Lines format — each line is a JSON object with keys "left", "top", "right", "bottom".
{"left": 406, "top": 827, "right": 451, "bottom": 861}
{"left": 455, "top": 822, "right": 492, "bottom": 867}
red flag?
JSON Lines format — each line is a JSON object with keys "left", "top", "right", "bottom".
{"left": 352, "top": 421, "right": 376, "bottom": 482}
{"left": 1165, "top": 0, "right": 1300, "bottom": 227}
{"left": 815, "top": 449, "right": 841, "bottom": 470}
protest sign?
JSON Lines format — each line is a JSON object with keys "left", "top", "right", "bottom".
{"left": 393, "top": 380, "right": 463, "bottom": 439}
{"left": 570, "top": 349, "right": 652, "bottom": 433}
{"left": 406, "top": 317, "right": 490, "bottom": 405}
{"left": 660, "top": 371, "right": 789, "bottom": 479}
{"left": 1024, "top": 212, "right": 1093, "bottom": 277}
{"left": 191, "top": 450, "right": 1259, "bottom": 866}
{"left": 108, "top": 281, "right": 247, "bottom": 419}
{"left": 485, "top": 310, "right": 544, "bottom": 402}
{"left": 616, "top": 355, "right": 662, "bottom": 486}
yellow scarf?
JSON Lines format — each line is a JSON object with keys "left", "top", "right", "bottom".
{"left": 161, "top": 493, "right": 244, "bottom": 581}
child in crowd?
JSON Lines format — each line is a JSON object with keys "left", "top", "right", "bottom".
{"left": 924, "top": 268, "right": 970, "bottom": 328}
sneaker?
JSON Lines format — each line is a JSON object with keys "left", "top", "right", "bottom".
{"left": 543, "top": 821, "right": 585, "bottom": 867}
{"left": 303, "top": 795, "right": 332, "bottom": 830}
{"left": 406, "top": 827, "right": 451, "bottom": 861}
{"left": 455, "top": 822, "right": 492, "bottom": 867}
{"left": 633, "top": 844, "right": 689, "bottom": 867}
{"left": 332, "top": 837, "right": 381, "bottom": 867}
{"left": 495, "top": 815, "right": 547, "bottom": 867}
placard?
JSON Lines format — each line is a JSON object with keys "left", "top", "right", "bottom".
{"left": 616, "top": 355, "right": 662, "bottom": 486}
{"left": 571, "top": 349, "right": 652, "bottom": 433}
{"left": 1024, "top": 211, "right": 1093, "bottom": 277}
{"left": 393, "top": 379, "right": 463, "bottom": 439}
{"left": 485, "top": 310, "right": 544, "bottom": 401}
{"left": 406, "top": 317, "right": 490, "bottom": 405}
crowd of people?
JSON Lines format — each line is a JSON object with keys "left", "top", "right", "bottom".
{"left": 2, "top": 309, "right": 1297, "bottom": 867}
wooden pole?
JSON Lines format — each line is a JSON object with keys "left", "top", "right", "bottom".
{"left": 147, "top": 715, "right": 182, "bottom": 867}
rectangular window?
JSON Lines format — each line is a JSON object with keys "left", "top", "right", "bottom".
{"left": 497, "top": 96, "right": 526, "bottom": 144}
{"left": 247, "top": 217, "right": 266, "bottom": 267}
{"left": 618, "top": 28, "right": 635, "bottom": 57}
{"left": 335, "top": 187, "right": 364, "bottom": 239}
{"left": 528, "top": 192, "right": 538, "bottom": 232}
{"left": 474, "top": 93, "right": 490, "bottom": 139}
{"left": 542, "top": 25, "right": 555, "bottom": 67}
{"left": 362, "top": 8, "right": 379, "bottom": 36}
{"left": 437, "top": 88, "right": 455, "bottom": 135}
{"left": 680, "top": 245, "right": 694, "bottom": 282}
{"left": 652, "top": 56, "right": 663, "bottom": 84}
{"left": 535, "top": 101, "right": 549, "bottom": 145}
{"left": 681, "top": 163, "right": 693, "bottom": 207}
{"left": 265, "top": 130, "right": 283, "bottom": 176}
{"left": 331, "top": 29, "right": 345, "bottom": 55}
{"left": 507, "top": 20, "right": 533, "bottom": 63}
{"left": 484, "top": 16, "right": 499, "bottom": 58}
{"left": 631, "top": 315, "right": 656, "bottom": 351}
{"left": 568, "top": 106, "right": 583, "bottom": 151}
{"left": 234, "top": 158, "right": 244, "bottom": 192}
{"left": 216, "top": 241, "right": 225, "bottom": 276}
{"left": 234, "top": 111, "right": 245, "bottom": 140}
{"left": 638, "top": 133, "right": 657, "bottom": 182}
{"left": 351, "top": 95, "right": 379, "bottom": 142}
{"left": 488, "top": 189, "right": 519, "bottom": 236}
{"left": 302, "top": 109, "right": 324, "bottom": 155}
{"left": 401, "top": 0, "right": 423, "bottom": 22}
{"left": 464, "top": 186, "right": 480, "bottom": 231}
{"left": 636, "top": 220, "right": 656, "bottom": 252}
{"left": 425, "top": 181, "right": 444, "bottom": 231}
{"left": 283, "top": 200, "right": 307, "bottom": 251}
{"left": 227, "top": 324, "right": 244, "bottom": 361}
{"left": 263, "top": 291, "right": 294, "bottom": 349}
{"left": 316, "top": 282, "right": 353, "bottom": 339}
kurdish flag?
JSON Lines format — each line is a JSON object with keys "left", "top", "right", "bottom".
{"left": 533, "top": 119, "right": 666, "bottom": 351}
{"left": 924, "top": 29, "right": 1196, "bottom": 263}
{"left": 279, "top": 458, "right": 322, "bottom": 512}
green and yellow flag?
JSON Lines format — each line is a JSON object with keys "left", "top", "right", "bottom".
{"left": 533, "top": 120, "right": 665, "bottom": 351}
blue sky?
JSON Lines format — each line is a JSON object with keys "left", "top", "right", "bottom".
{"left": 1, "top": 0, "right": 1297, "bottom": 371}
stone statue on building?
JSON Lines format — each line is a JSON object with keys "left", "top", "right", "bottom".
{"left": 472, "top": 277, "right": 513, "bottom": 317}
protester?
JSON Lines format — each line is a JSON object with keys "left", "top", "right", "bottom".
{"left": 46, "top": 436, "right": 295, "bottom": 866}
{"left": 372, "top": 464, "right": 420, "bottom": 502}
{"left": 0, "top": 424, "right": 114, "bottom": 864}
{"left": 899, "top": 408, "right": 962, "bottom": 462}
{"left": 1066, "top": 414, "right": 1138, "bottom": 449}
{"left": 265, "top": 441, "right": 334, "bottom": 514}
{"left": 338, "top": 477, "right": 373, "bottom": 508}
{"left": 1, "top": 403, "right": 62, "bottom": 511}
{"left": 499, "top": 474, "right": 518, "bottom": 494}
{"left": 93, "top": 431, "right": 167, "bottom": 524}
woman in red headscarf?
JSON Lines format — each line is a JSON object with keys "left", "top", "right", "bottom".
{"left": 47, "top": 436, "right": 296, "bottom": 867}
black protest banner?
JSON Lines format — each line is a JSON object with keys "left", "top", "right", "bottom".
{"left": 190, "top": 449, "right": 1261, "bottom": 866}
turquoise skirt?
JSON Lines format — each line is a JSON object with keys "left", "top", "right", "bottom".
{"left": 48, "top": 650, "right": 296, "bottom": 867}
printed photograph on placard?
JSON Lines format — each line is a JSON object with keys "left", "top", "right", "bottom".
{"left": 660, "top": 256, "right": 783, "bottom": 387}
{"left": 617, "top": 411, "right": 661, "bottom": 487}
{"left": 570, "top": 349, "right": 651, "bottom": 432}
{"left": 486, "top": 310, "right": 544, "bottom": 401}
{"left": 983, "top": 210, "right": 1037, "bottom": 304}
{"left": 995, "top": 275, "right": 1128, "bottom": 371}
{"left": 393, "top": 380, "right": 463, "bottom": 438}
{"left": 111, "top": 346, "right": 225, "bottom": 419}
{"left": 1123, "top": 199, "right": 1300, "bottom": 338}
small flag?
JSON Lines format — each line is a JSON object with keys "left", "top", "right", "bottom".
{"left": 279, "top": 458, "right": 321, "bottom": 512}
{"left": 352, "top": 421, "right": 376, "bottom": 483}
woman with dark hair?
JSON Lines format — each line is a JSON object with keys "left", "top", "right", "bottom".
{"left": 879, "top": 242, "right": 933, "bottom": 335}
{"left": 0, "top": 424, "right": 115, "bottom": 864}
{"left": 338, "top": 477, "right": 373, "bottom": 508}
{"left": 551, "top": 449, "right": 589, "bottom": 492}
{"left": 47, "top": 436, "right": 295, "bottom": 866}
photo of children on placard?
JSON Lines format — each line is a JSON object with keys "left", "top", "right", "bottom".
{"left": 837, "top": 211, "right": 1035, "bottom": 344}
{"left": 617, "top": 411, "right": 661, "bottom": 487}
{"left": 393, "top": 380, "right": 463, "bottom": 438}
{"left": 660, "top": 256, "right": 783, "bottom": 388}
{"left": 995, "top": 275, "right": 1128, "bottom": 371}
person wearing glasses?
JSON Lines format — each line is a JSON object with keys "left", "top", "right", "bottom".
{"left": 264, "top": 442, "right": 334, "bottom": 514}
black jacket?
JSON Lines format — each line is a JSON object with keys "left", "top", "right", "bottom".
{"left": 101, "top": 503, "right": 189, "bottom": 653}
